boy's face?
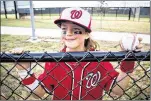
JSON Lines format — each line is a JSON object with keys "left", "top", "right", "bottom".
{"left": 60, "top": 21, "right": 89, "bottom": 51}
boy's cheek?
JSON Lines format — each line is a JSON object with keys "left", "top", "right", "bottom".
{"left": 60, "top": 37, "right": 66, "bottom": 43}
{"left": 61, "top": 35, "right": 65, "bottom": 39}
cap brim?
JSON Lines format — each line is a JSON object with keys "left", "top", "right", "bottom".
{"left": 54, "top": 19, "right": 91, "bottom": 33}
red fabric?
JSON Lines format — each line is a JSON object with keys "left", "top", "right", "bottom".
{"left": 22, "top": 74, "right": 36, "bottom": 85}
{"left": 120, "top": 61, "right": 135, "bottom": 73}
{"left": 38, "top": 61, "right": 119, "bottom": 100}
{"left": 38, "top": 62, "right": 56, "bottom": 92}
{"left": 61, "top": 46, "right": 66, "bottom": 52}
{"left": 37, "top": 48, "right": 119, "bottom": 100}
{"left": 101, "top": 62, "right": 119, "bottom": 91}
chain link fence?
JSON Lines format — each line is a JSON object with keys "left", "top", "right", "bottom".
{"left": 0, "top": 51, "right": 150, "bottom": 100}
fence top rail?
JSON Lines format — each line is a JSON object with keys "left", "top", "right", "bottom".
{"left": 0, "top": 51, "right": 150, "bottom": 62}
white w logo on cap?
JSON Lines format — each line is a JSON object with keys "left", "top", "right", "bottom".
{"left": 70, "top": 10, "right": 82, "bottom": 19}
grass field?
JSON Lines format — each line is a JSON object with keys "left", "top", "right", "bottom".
{"left": 1, "top": 14, "right": 150, "bottom": 34}
{"left": 1, "top": 34, "right": 150, "bottom": 100}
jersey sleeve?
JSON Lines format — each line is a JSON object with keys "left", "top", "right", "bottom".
{"left": 120, "top": 61, "right": 135, "bottom": 73}
{"left": 38, "top": 62, "right": 56, "bottom": 93}
{"left": 101, "top": 62, "right": 119, "bottom": 92}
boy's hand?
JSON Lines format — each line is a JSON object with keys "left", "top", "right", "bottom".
{"left": 119, "top": 34, "right": 143, "bottom": 51}
{"left": 10, "top": 47, "right": 30, "bottom": 70}
{"left": 10, "top": 47, "right": 24, "bottom": 54}
{"left": 119, "top": 34, "right": 143, "bottom": 73}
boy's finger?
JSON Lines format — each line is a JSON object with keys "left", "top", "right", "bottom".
{"left": 10, "top": 48, "right": 24, "bottom": 54}
{"left": 136, "top": 44, "right": 143, "bottom": 49}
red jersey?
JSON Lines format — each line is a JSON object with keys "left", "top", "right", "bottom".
{"left": 38, "top": 61, "right": 119, "bottom": 100}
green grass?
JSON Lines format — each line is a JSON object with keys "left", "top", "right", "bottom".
{"left": 92, "top": 19, "right": 150, "bottom": 34}
{"left": 1, "top": 14, "right": 150, "bottom": 34}
{"left": 1, "top": 18, "right": 58, "bottom": 29}
{"left": 1, "top": 35, "right": 61, "bottom": 52}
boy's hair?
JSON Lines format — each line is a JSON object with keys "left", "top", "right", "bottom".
{"left": 84, "top": 37, "right": 100, "bottom": 51}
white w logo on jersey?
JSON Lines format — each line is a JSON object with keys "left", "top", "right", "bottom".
{"left": 86, "top": 71, "right": 101, "bottom": 88}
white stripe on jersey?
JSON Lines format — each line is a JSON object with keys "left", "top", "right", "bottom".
{"left": 79, "top": 62, "right": 90, "bottom": 100}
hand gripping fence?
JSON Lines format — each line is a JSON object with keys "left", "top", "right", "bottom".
{"left": 0, "top": 51, "right": 150, "bottom": 100}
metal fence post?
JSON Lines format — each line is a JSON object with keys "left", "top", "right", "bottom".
{"left": 14, "top": 1, "right": 18, "bottom": 19}
{"left": 29, "top": 1, "right": 37, "bottom": 40}
{"left": 3, "top": 1, "right": 7, "bottom": 19}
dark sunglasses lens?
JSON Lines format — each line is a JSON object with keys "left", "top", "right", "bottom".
{"left": 74, "top": 31, "right": 82, "bottom": 34}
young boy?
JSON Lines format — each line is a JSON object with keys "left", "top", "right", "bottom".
{"left": 12, "top": 7, "right": 142, "bottom": 100}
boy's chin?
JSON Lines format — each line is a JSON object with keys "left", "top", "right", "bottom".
{"left": 66, "top": 44, "right": 77, "bottom": 49}
{"left": 66, "top": 46, "right": 76, "bottom": 49}
{"left": 66, "top": 46, "right": 78, "bottom": 51}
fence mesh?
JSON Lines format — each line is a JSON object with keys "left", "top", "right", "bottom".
{"left": 0, "top": 51, "right": 150, "bottom": 100}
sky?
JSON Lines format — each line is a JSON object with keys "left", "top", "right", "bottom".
{"left": 104, "top": 1, "right": 149, "bottom": 7}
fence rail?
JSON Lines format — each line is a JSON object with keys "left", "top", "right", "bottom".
{"left": 0, "top": 51, "right": 150, "bottom": 100}
{"left": 1, "top": 51, "right": 150, "bottom": 62}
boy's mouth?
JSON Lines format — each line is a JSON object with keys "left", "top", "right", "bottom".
{"left": 65, "top": 39, "right": 76, "bottom": 42}
{"left": 65, "top": 37, "right": 76, "bottom": 41}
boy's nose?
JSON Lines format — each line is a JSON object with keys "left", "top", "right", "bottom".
{"left": 66, "top": 28, "right": 73, "bottom": 36}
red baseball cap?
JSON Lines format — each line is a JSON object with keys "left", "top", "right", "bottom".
{"left": 54, "top": 7, "right": 92, "bottom": 33}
